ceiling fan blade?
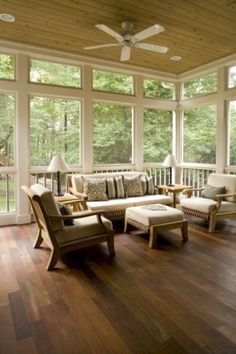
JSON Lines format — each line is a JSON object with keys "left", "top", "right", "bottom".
{"left": 133, "top": 24, "right": 165, "bottom": 42}
{"left": 95, "top": 24, "right": 123, "bottom": 42}
{"left": 135, "top": 42, "right": 169, "bottom": 53}
{"left": 84, "top": 43, "right": 120, "bottom": 50}
{"left": 120, "top": 46, "right": 131, "bottom": 61}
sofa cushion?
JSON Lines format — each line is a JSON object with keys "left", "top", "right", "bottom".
{"left": 106, "top": 177, "right": 116, "bottom": 199}
{"left": 83, "top": 178, "right": 108, "bottom": 201}
{"left": 115, "top": 176, "right": 125, "bottom": 198}
{"left": 146, "top": 176, "right": 155, "bottom": 195}
{"left": 202, "top": 184, "right": 225, "bottom": 200}
{"left": 208, "top": 173, "right": 236, "bottom": 202}
{"left": 123, "top": 175, "right": 143, "bottom": 197}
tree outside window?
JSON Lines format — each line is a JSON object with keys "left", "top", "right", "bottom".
{"left": 229, "top": 101, "right": 236, "bottom": 165}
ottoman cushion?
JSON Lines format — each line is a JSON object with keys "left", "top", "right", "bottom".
{"left": 126, "top": 204, "right": 184, "bottom": 226}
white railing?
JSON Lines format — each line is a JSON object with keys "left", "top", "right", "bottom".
{"left": 0, "top": 173, "right": 16, "bottom": 212}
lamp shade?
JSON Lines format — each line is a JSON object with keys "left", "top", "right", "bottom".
{"left": 47, "top": 155, "right": 69, "bottom": 172}
{"left": 162, "top": 154, "right": 178, "bottom": 167}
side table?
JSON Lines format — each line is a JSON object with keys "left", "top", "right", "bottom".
{"left": 158, "top": 184, "right": 192, "bottom": 208}
{"left": 55, "top": 193, "right": 83, "bottom": 212}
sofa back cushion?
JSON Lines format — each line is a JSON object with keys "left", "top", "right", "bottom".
{"left": 123, "top": 175, "right": 143, "bottom": 197}
{"left": 82, "top": 177, "right": 108, "bottom": 201}
{"left": 208, "top": 173, "right": 236, "bottom": 202}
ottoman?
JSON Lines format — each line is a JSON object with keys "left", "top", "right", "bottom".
{"left": 124, "top": 204, "right": 188, "bottom": 248}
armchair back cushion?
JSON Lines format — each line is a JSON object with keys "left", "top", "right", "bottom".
{"left": 208, "top": 173, "right": 236, "bottom": 202}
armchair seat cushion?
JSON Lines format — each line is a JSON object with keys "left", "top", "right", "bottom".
{"left": 56, "top": 215, "right": 113, "bottom": 244}
{"left": 181, "top": 197, "right": 236, "bottom": 214}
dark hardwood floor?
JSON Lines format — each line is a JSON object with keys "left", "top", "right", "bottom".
{"left": 1, "top": 216, "right": 236, "bottom": 354}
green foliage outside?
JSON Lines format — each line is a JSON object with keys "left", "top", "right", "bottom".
{"left": 144, "top": 109, "right": 172, "bottom": 162}
{"left": 0, "top": 54, "right": 14, "bottom": 80}
{"left": 183, "top": 72, "right": 217, "bottom": 98}
{"left": 0, "top": 94, "right": 14, "bottom": 167}
{"left": 93, "top": 70, "right": 133, "bottom": 95}
{"left": 93, "top": 103, "right": 132, "bottom": 164}
{"left": 229, "top": 101, "right": 236, "bottom": 165}
{"left": 229, "top": 66, "right": 236, "bottom": 88}
{"left": 143, "top": 79, "right": 174, "bottom": 99}
{"left": 183, "top": 105, "right": 216, "bottom": 164}
{"left": 30, "top": 97, "right": 80, "bottom": 166}
{"left": 30, "top": 59, "right": 81, "bottom": 87}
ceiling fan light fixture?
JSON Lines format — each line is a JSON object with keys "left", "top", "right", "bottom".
{"left": 0, "top": 13, "right": 15, "bottom": 22}
{"left": 171, "top": 55, "right": 182, "bottom": 61}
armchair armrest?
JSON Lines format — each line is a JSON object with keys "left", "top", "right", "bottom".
{"left": 48, "top": 209, "right": 105, "bottom": 220}
{"left": 68, "top": 188, "right": 88, "bottom": 201}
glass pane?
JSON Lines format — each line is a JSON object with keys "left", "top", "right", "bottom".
{"left": 0, "top": 54, "right": 15, "bottom": 80}
{"left": 183, "top": 105, "right": 216, "bottom": 164}
{"left": 0, "top": 174, "right": 16, "bottom": 212}
{"left": 0, "top": 94, "right": 15, "bottom": 166}
{"left": 183, "top": 72, "right": 217, "bottom": 98}
{"left": 143, "top": 79, "right": 174, "bottom": 99}
{"left": 143, "top": 108, "right": 173, "bottom": 162}
{"left": 93, "top": 70, "right": 134, "bottom": 95}
{"left": 229, "top": 101, "right": 236, "bottom": 165}
{"left": 30, "top": 97, "right": 81, "bottom": 166}
{"left": 229, "top": 66, "right": 236, "bottom": 88}
{"left": 30, "top": 59, "right": 81, "bottom": 87}
{"left": 93, "top": 103, "right": 132, "bottom": 164}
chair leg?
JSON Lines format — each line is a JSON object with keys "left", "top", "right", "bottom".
{"left": 181, "top": 220, "right": 188, "bottom": 241}
{"left": 149, "top": 227, "right": 157, "bottom": 249}
{"left": 34, "top": 228, "right": 43, "bottom": 248}
{"left": 209, "top": 214, "right": 216, "bottom": 232}
{"left": 46, "top": 248, "right": 60, "bottom": 271}
{"left": 124, "top": 217, "right": 128, "bottom": 232}
{"left": 107, "top": 235, "right": 115, "bottom": 256}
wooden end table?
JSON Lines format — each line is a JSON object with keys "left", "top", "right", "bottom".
{"left": 158, "top": 184, "right": 192, "bottom": 208}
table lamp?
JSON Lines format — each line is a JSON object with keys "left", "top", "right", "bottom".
{"left": 47, "top": 155, "right": 69, "bottom": 196}
{"left": 162, "top": 154, "right": 178, "bottom": 186}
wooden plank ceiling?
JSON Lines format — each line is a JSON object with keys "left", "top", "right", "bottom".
{"left": 0, "top": 0, "right": 236, "bottom": 74}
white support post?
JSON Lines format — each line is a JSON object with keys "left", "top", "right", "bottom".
{"left": 133, "top": 75, "right": 144, "bottom": 171}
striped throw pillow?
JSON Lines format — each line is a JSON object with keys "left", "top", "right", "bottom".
{"left": 106, "top": 177, "right": 116, "bottom": 199}
{"left": 115, "top": 176, "right": 125, "bottom": 198}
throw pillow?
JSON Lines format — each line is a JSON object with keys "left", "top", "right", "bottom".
{"left": 114, "top": 175, "right": 125, "bottom": 198}
{"left": 86, "top": 179, "right": 108, "bottom": 201}
{"left": 106, "top": 177, "right": 116, "bottom": 199}
{"left": 146, "top": 176, "right": 155, "bottom": 195}
{"left": 141, "top": 175, "right": 148, "bottom": 195}
{"left": 123, "top": 175, "right": 143, "bottom": 197}
{"left": 57, "top": 203, "right": 74, "bottom": 226}
{"left": 202, "top": 184, "right": 225, "bottom": 200}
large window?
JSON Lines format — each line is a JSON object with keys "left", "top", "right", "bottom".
{"left": 143, "top": 79, "right": 175, "bottom": 99}
{"left": 93, "top": 70, "right": 134, "bottom": 95}
{"left": 183, "top": 105, "right": 217, "bottom": 164}
{"left": 0, "top": 53, "right": 15, "bottom": 80}
{"left": 93, "top": 102, "right": 133, "bottom": 164}
{"left": 143, "top": 108, "right": 173, "bottom": 162}
{"left": 29, "top": 59, "right": 81, "bottom": 88}
{"left": 30, "top": 97, "right": 81, "bottom": 166}
{"left": 183, "top": 72, "right": 217, "bottom": 99}
{"left": 229, "top": 101, "right": 236, "bottom": 165}
{"left": 0, "top": 94, "right": 15, "bottom": 212}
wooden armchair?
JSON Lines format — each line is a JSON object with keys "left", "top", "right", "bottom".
{"left": 180, "top": 173, "right": 236, "bottom": 232}
{"left": 21, "top": 184, "right": 115, "bottom": 270}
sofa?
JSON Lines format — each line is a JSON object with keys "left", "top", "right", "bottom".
{"left": 67, "top": 171, "right": 172, "bottom": 220}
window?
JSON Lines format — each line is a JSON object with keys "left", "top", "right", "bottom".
{"left": 30, "top": 97, "right": 81, "bottom": 166}
{"left": 0, "top": 93, "right": 15, "bottom": 213}
{"left": 29, "top": 59, "right": 81, "bottom": 87}
{"left": 143, "top": 79, "right": 175, "bottom": 99}
{"left": 229, "top": 101, "right": 236, "bottom": 165}
{"left": 228, "top": 66, "right": 236, "bottom": 88}
{"left": 143, "top": 108, "right": 173, "bottom": 162}
{"left": 93, "top": 70, "right": 134, "bottom": 95}
{"left": 183, "top": 105, "right": 216, "bottom": 164}
{"left": 0, "top": 53, "right": 15, "bottom": 80}
{"left": 183, "top": 72, "right": 217, "bottom": 99}
{"left": 93, "top": 102, "right": 133, "bottom": 164}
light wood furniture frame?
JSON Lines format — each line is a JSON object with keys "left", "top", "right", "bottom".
{"left": 158, "top": 184, "right": 192, "bottom": 208}
{"left": 21, "top": 185, "right": 115, "bottom": 270}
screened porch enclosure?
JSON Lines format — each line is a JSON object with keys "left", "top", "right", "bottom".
{"left": 1, "top": 47, "right": 236, "bottom": 224}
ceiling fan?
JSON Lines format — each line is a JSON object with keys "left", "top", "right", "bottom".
{"left": 84, "top": 21, "right": 169, "bottom": 62}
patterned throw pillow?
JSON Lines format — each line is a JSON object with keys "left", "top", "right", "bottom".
{"left": 114, "top": 175, "right": 125, "bottom": 198}
{"left": 202, "top": 184, "right": 225, "bottom": 200}
{"left": 106, "top": 177, "right": 116, "bottom": 199}
{"left": 57, "top": 203, "right": 74, "bottom": 226}
{"left": 86, "top": 179, "right": 108, "bottom": 201}
{"left": 123, "top": 175, "right": 143, "bottom": 197}
{"left": 146, "top": 176, "right": 155, "bottom": 195}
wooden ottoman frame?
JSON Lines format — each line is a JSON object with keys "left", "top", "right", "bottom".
{"left": 124, "top": 211, "right": 188, "bottom": 249}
